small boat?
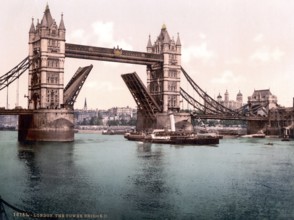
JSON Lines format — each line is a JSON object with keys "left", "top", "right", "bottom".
{"left": 265, "top": 142, "right": 274, "bottom": 146}
{"left": 252, "top": 133, "right": 266, "bottom": 138}
{"left": 124, "top": 132, "right": 146, "bottom": 141}
{"left": 252, "top": 131, "right": 266, "bottom": 138}
{"left": 281, "top": 135, "right": 290, "bottom": 141}
{"left": 102, "top": 129, "right": 127, "bottom": 135}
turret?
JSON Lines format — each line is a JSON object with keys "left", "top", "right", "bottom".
{"left": 40, "top": 10, "right": 48, "bottom": 37}
{"left": 29, "top": 18, "right": 35, "bottom": 42}
{"left": 176, "top": 32, "right": 181, "bottom": 54}
{"left": 236, "top": 90, "right": 243, "bottom": 103}
{"left": 58, "top": 13, "right": 66, "bottom": 39}
{"left": 224, "top": 90, "right": 229, "bottom": 102}
{"left": 217, "top": 93, "right": 222, "bottom": 102}
{"left": 146, "top": 35, "right": 152, "bottom": 53}
{"left": 162, "top": 25, "right": 170, "bottom": 52}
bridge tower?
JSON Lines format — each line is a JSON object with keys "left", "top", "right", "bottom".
{"left": 28, "top": 4, "right": 65, "bottom": 109}
{"left": 146, "top": 24, "right": 181, "bottom": 112}
{"left": 141, "top": 25, "right": 192, "bottom": 131}
{"left": 18, "top": 4, "right": 74, "bottom": 142}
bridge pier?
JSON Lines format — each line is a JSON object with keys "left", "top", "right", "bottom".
{"left": 18, "top": 109, "right": 74, "bottom": 142}
{"left": 246, "top": 120, "right": 268, "bottom": 134}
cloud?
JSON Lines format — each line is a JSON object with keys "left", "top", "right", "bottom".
{"left": 271, "top": 48, "right": 285, "bottom": 61}
{"left": 182, "top": 42, "right": 216, "bottom": 63}
{"left": 67, "top": 29, "right": 89, "bottom": 45}
{"left": 67, "top": 21, "right": 133, "bottom": 50}
{"left": 225, "top": 57, "right": 242, "bottom": 65}
{"left": 250, "top": 46, "right": 284, "bottom": 62}
{"left": 199, "top": 33, "right": 207, "bottom": 40}
{"left": 211, "top": 70, "right": 244, "bottom": 84}
{"left": 253, "top": 34, "right": 264, "bottom": 42}
{"left": 91, "top": 21, "right": 133, "bottom": 50}
{"left": 92, "top": 21, "right": 114, "bottom": 45}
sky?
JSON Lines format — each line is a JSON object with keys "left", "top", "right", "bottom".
{"left": 1, "top": 0, "right": 294, "bottom": 110}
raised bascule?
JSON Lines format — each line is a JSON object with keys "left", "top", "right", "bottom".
{"left": 0, "top": 5, "right": 293, "bottom": 141}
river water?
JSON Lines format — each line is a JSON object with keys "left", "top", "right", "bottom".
{"left": 0, "top": 131, "right": 294, "bottom": 219}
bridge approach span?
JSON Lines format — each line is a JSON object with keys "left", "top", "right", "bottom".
{"left": 0, "top": 109, "right": 33, "bottom": 115}
{"left": 191, "top": 113, "right": 267, "bottom": 121}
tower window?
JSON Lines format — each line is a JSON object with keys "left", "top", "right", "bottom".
{"left": 47, "top": 58, "right": 59, "bottom": 68}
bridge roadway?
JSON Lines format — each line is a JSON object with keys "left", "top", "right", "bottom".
{"left": 0, "top": 108, "right": 266, "bottom": 122}
{"left": 65, "top": 43, "right": 163, "bottom": 65}
{"left": 0, "top": 109, "right": 33, "bottom": 115}
{"left": 192, "top": 113, "right": 267, "bottom": 121}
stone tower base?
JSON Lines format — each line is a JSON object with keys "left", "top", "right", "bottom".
{"left": 247, "top": 120, "right": 268, "bottom": 134}
{"left": 18, "top": 109, "right": 74, "bottom": 142}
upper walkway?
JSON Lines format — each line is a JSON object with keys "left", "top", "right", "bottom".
{"left": 65, "top": 43, "right": 163, "bottom": 65}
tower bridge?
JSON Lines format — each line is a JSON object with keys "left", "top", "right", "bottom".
{"left": 0, "top": 4, "right": 292, "bottom": 141}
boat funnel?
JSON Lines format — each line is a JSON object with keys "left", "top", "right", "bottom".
{"left": 169, "top": 112, "right": 176, "bottom": 132}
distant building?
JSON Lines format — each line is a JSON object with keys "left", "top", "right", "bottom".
{"left": 217, "top": 90, "right": 243, "bottom": 110}
{"left": 74, "top": 104, "right": 137, "bottom": 126}
{"left": 74, "top": 98, "right": 98, "bottom": 124}
{"left": 74, "top": 109, "right": 98, "bottom": 124}
{"left": 110, "top": 106, "right": 133, "bottom": 117}
{"left": 248, "top": 89, "right": 278, "bottom": 113}
{"left": 0, "top": 115, "right": 18, "bottom": 129}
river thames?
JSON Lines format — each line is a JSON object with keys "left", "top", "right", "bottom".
{"left": 0, "top": 131, "right": 294, "bottom": 219}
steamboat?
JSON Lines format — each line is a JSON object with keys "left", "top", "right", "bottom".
{"left": 124, "top": 130, "right": 219, "bottom": 145}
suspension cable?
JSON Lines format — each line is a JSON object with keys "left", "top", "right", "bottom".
{"left": 181, "top": 66, "right": 238, "bottom": 115}
{"left": 0, "top": 56, "right": 31, "bottom": 91}
{"left": 180, "top": 87, "right": 220, "bottom": 114}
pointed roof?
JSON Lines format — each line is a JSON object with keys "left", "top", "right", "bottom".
{"left": 29, "top": 18, "right": 35, "bottom": 33}
{"left": 147, "top": 35, "right": 152, "bottom": 48}
{"left": 41, "top": 13, "right": 48, "bottom": 27}
{"left": 41, "top": 4, "right": 54, "bottom": 28}
{"left": 171, "top": 36, "right": 175, "bottom": 44}
{"left": 59, "top": 13, "right": 66, "bottom": 30}
{"left": 217, "top": 93, "right": 222, "bottom": 99}
{"left": 84, "top": 98, "right": 87, "bottom": 110}
{"left": 252, "top": 89, "right": 272, "bottom": 97}
{"left": 157, "top": 24, "right": 171, "bottom": 44}
{"left": 163, "top": 31, "right": 170, "bottom": 44}
{"left": 237, "top": 90, "right": 242, "bottom": 96}
{"left": 176, "top": 33, "right": 181, "bottom": 46}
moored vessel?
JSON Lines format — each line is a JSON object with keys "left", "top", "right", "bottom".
{"left": 124, "top": 130, "right": 219, "bottom": 145}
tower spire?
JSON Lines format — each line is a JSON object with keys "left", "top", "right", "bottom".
{"left": 42, "top": 3, "right": 53, "bottom": 27}
{"left": 147, "top": 35, "right": 152, "bottom": 48}
{"left": 176, "top": 32, "right": 181, "bottom": 46}
{"left": 41, "top": 12, "right": 48, "bottom": 27}
{"left": 29, "top": 18, "right": 35, "bottom": 33}
{"left": 59, "top": 13, "right": 66, "bottom": 30}
{"left": 84, "top": 98, "right": 87, "bottom": 111}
